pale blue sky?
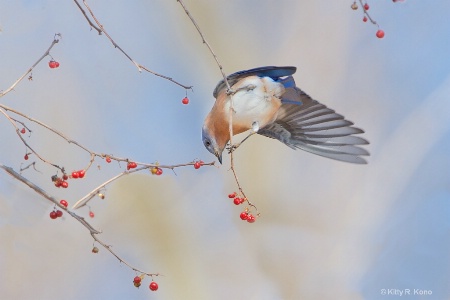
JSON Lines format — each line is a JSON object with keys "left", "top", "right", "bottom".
{"left": 1, "top": 1, "right": 449, "bottom": 299}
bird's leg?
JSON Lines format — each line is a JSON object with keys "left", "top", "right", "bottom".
{"left": 227, "top": 122, "right": 259, "bottom": 154}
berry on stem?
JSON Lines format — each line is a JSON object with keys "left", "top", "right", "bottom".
{"left": 194, "top": 162, "right": 201, "bottom": 169}
{"left": 49, "top": 211, "right": 58, "bottom": 219}
{"left": 71, "top": 171, "right": 79, "bottom": 179}
{"left": 240, "top": 212, "right": 249, "bottom": 220}
{"left": 89, "top": 211, "right": 95, "bottom": 218}
{"left": 156, "top": 168, "right": 163, "bottom": 176}
{"left": 20, "top": 128, "right": 26, "bottom": 134}
{"left": 364, "top": 3, "right": 369, "bottom": 10}
{"left": 60, "top": 199, "right": 68, "bottom": 207}
{"left": 24, "top": 154, "right": 29, "bottom": 160}
{"left": 133, "top": 276, "right": 142, "bottom": 284}
{"left": 106, "top": 156, "right": 111, "bottom": 163}
{"left": 149, "top": 281, "right": 158, "bottom": 291}
{"left": 247, "top": 214, "right": 256, "bottom": 223}
{"left": 182, "top": 97, "right": 189, "bottom": 105}
{"left": 92, "top": 246, "right": 99, "bottom": 253}
{"left": 56, "top": 210, "right": 63, "bottom": 218}
{"left": 363, "top": 16, "right": 368, "bottom": 22}
{"left": 61, "top": 181, "right": 68, "bottom": 188}
{"left": 233, "top": 197, "right": 242, "bottom": 205}
{"left": 78, "top": 170, "right": 85, "bottom": 178}
{"left": 228, "top": 192, "right": 237, "bottom": 199}
{"left": 376, "top": 29, "right": 385, "bottom": 38}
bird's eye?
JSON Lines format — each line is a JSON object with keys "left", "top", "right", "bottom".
{"left": 204, "top": 140, "right": 211, "bottom": 147}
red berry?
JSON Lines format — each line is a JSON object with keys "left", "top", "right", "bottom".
{"left": 49, "top": 61, "right": 56, "bottom": 68}
{"left": 92, "top": 247, "right": 99, "bottom": 253}
{"left": 62, "top": 174, "right": 68, "bottom": 180}
{"left": 78, "top": 170, "right": 85, "bottom": 178}
{"left": 376, "top": 29, "right": 385, "bottom": 38}
{"left": 89, "top": 211, "right": 95, "bottom": 218}
{"left": 149, "top": 282, "right": 158, "bottom": 291}
{"left": 127, "top": 162, "right": 137, "bottom": 170}
{"left": 233, "top": 198, "right": 242, "bottom": 205}
{"left": 60, "top": 200, "right": 68, "bottom": 207}
{"left": 240, "top": 212, "right": 248, "bottom": 220}
{"left": 56, "top": 210, "right": 63, "bottom": 217}
{"left": 61, "top": 181, "right": 68, "bottom": 188}
{"left": 54, "top": 180, "right": 62, "bottom": 188}
{"left": 133, "top": 276, "right": 142, "bottom": 284}
{"left": 20, "top": 128, "right": 26, "bottom": 134}
{"left": 71, "top": 171, "right": 79, "bottom": 179}
{"left": 194, "top": 162, "right": 201, "bottom": 169}
{"left": 364, "top": 3, "right": 369, "bottom": 10}
{"left": 247, "top": 214, "right": 256, "bottom": 223}
{"left": 49, "top": 211, "right": 58, "bottom": 219}
{"left": 24, "top": 154, "right": 29, "bottom": 160}
{"left": 156, "top": 168, "right": 163, "bottom": 176}
{"left": 182, "top": 97, "right": 189, "bottom": 105}
{"left": 55, "top": 61, "right": 60, "bottom": 68}
{"left": 228, "top": 192, "right": 237, "bottom": 199}
{"left": 363, "top": 16, "right": 367, "bottom": 22}
{"left": 106, "top": 156, "right": 111, "bottom": 163}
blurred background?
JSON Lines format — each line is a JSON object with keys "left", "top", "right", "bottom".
{"left": 0, "top": 1, "right": 449, "bottom": 299}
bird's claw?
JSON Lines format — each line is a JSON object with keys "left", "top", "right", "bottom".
{"left": 226, "top": 143, "right": 240, "bottom": 154}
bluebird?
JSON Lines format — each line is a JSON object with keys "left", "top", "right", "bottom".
{"left": 202, "top": 66, "right": 369, "bottom": 164}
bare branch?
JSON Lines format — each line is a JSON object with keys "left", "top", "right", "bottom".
{"left": 73, "top": 0, "right": 102, "bottom": 34}
{"left": 176, "top": 0, "right": 231, "bottom": 92}
{"left": 0, "top": 34, "right": 61, "bottom": 98}
{"left": 75, "top": 0, "right": 192, "bottom": 90}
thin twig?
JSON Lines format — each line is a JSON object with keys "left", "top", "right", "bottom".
{"left": 75, "top": 0, "right": 192, "bottom": 90}
{"left": 176, "top": 0, "right": 231, "bottom": 92}
{"left": 0, "top": 34, "right": 61, "bottom": 98}
{"left": 73, "top": 0, "right": 102, "bottom": 34}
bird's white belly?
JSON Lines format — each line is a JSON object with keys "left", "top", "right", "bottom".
{"left": 225, "top": 76, "right": 284, "bottom": 130}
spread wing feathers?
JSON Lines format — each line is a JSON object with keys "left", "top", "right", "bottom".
{"left": 258, "top": 80, "right": 369, "bottom": 164}
{"left": 213, "top": 66, "right": 297, "bottom": 98}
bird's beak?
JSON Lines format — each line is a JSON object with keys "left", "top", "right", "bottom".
{"left": 215, "top": 151, "right": 222, "bottom": 164}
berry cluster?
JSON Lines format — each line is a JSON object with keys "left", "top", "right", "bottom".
{"left": 49, "top": 208, "right": 63, "bottom": 219}
{"left": 228, "top": 192, "right": 257, "bottom": 223}
{"left": 71, "top": 170, "right": 86, "bottom": 179}
{"left": 52, "top": 174, "right": 69, "bottom": 188}
{"left": 127, "top": 161, "right": 138, "bottom": 170}
{"left": 133, "top": 275, "right": 159, "bottom": 291}
{"left": 150, "top": 167, "right": 163, "bottom": 175}
{"left": 48, "top": 60, "right": 60, "bottom": 69}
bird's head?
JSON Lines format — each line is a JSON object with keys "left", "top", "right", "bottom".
{"left": 202, "top": 125, "right": 225, "bottom": 164}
